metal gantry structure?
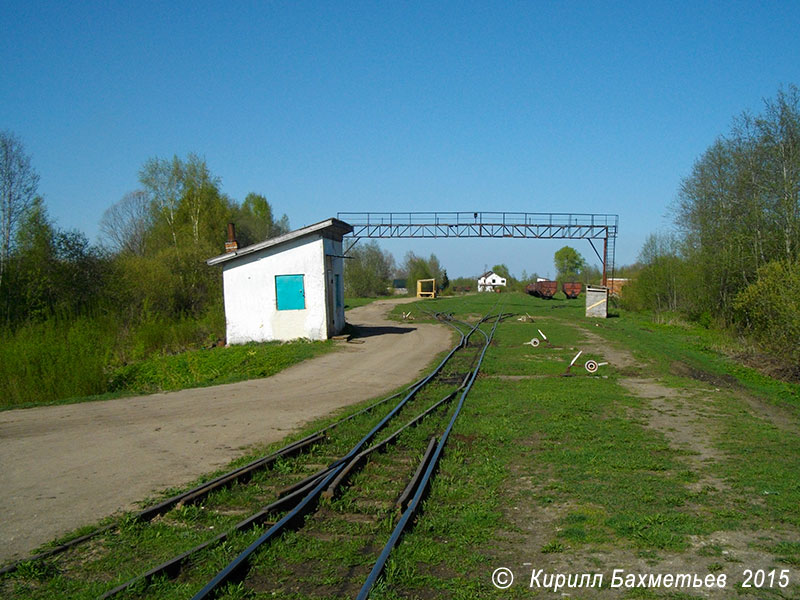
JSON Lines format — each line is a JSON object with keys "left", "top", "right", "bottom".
{"left": 337, "top": 211, "right": 619, "bottom": 285}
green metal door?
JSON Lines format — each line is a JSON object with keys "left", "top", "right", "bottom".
{"left": 275, "top": 275, "right": 305, "bottom": 310}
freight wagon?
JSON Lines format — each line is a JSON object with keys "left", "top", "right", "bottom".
{"left": 562, "top": 281, "right": 582, "bottom": 299}
{"left": 525, "top": 280, "right": 558, "bottom": 299}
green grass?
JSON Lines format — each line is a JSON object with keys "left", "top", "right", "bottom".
{"left": 5, "top": 292, "right": 800, "bottom": 598}
{"left": 0, "top": 315, "right": 116, "bottom": 409}
{"left": 590, "top": 307, "right": 800, "bottom": 407}
{"left": 107, "top": 339, "right": 333, "bottom": 395}
{"left": 0, "top": 310, "right": 333, "bottom": 410}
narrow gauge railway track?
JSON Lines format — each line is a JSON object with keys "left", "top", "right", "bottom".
{"left": 65, "top": 306, "right": 504, "bottom": 599}
{"left": 188, "top": 307, "right": 506, "bottom": 600}
{"left": 0, "top": 305, "right": 508, "bottom": 600}
{"left": 0, "top": 377, "right": 421, "bottom": 578}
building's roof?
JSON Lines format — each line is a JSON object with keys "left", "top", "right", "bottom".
{"left": 207, "top": 218, "right": 353, "bottom": 266}
{"left": 479, "top": 271, "right": 507, "bottom": 281}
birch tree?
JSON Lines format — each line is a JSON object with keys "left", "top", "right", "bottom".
{"left": 139, "top": 156, "right": 183, "bottom": 247}
{"left": 99, "top": 190, "right": 151, "bottom": 255}
{"left": 0, "top": 131, "right": 40, "bottom": 290}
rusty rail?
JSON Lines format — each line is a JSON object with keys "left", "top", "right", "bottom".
{"left": 396, "top": 436, "right": 438, "bottom": 513}
{"left": 187, "top": 314, "right": 487, "bottom": 600}
{"left": 356, "top": 310, "right": 503, "bottom": 600}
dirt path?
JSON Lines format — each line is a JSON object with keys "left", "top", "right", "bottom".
{"left": 499, "top": 320, "right": 795, "bottom": 598}
{"left": 0, "top": 298, "right": 451, "bottom": 563}
{"left": 577, "top": 326, "right": 729, "bottom": 492}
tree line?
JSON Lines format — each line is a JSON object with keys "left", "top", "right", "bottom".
{"left": 342, "top": 241, "right": 449, "bottom": 297}
{"left": 0, "top": 139, "right": 287, "bottom": 329}
{"left": 0, "top": 133, "right": 289, "bottom": 404}
{"left": 343, "top": 241, "right": 600, "bottom": 297}
{"left": 622, "top": 86, "right": 800, "bottom": 361}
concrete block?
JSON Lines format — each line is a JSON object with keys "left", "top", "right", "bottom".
{"left": 585, "top": 285, "right": 608, "bottom": 318}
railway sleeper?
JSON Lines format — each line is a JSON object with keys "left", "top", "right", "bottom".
{"left": 321, "top": 389, "right": 458, "bottom": 501}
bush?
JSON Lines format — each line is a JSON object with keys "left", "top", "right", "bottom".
{"left": 0, "top": 316, "right": 115, "bottom": 407}
{"left": 344, "top": 241, "right": 394, "bottom": 297}
{"left": 0, "top": 307, "right": 226, "bottom": 409}
{"left": 734, "top": 260, "right": 800, "bottom": 361}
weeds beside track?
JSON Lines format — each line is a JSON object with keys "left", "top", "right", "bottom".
{"left": 1, "top": 301, "right": 507, "bottom": 599}
{"left": 7, "top": 292, "right": 800, "bottom": 599}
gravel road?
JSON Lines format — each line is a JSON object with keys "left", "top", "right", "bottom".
{"left": 0, "top": 298, "right": 450, "bottom": 563}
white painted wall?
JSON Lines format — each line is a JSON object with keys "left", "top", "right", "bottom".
{"left": 222, "top": 234, "right": 341, "bottom": 343}
{"left": 477, "top": 272, "right": 507, "bottom": 292}
{"left": 322, "top": 237, "right": 346, "bottom": 335}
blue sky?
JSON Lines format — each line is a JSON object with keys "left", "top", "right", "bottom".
{"left": 2, "top": 1, "right": 799, "bottom": 278}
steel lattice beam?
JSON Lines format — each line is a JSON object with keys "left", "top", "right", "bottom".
{"left": 337, "top": 211, "right": 619, "bottom": 285}
{"left": 349, "top": 223, "right": 612, "bottom": 239}
{"left": 338, "top": 211, "right": 617, "bottom": 240}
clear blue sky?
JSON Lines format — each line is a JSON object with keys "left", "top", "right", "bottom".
{"left": 3, "top": 1, "right": 799, "bottom": 278}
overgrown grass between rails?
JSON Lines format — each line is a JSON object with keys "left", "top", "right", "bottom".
{"left": 8, "top": 294, "right": 800, "bottom": 598}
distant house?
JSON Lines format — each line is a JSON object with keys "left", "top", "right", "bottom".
{"left": 391, "top": 278, "right": 408, "bottom": 295}
{"left": 477, "top": 271, "right": 507, "bottom": 292}
{"left": 207, "top": 218, "right": 353, "bottom": 343}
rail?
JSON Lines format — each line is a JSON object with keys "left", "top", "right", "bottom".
{"left": 188, "top": 313, "right": 492, "bottom": 600}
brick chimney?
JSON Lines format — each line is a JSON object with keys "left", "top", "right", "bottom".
{"left": 225, "top": 223, "right": 238, "bottom": 253}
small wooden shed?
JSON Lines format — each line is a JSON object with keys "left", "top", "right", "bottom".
{"left": 207, "top": 218, "right": 353, "bottom": 343}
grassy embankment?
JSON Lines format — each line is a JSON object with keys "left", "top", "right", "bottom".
{"left": 4, "top": 292, "right": 800, "bottom": 599}
{"left": 0, "top": 311, "right": 333, "bottom": 411}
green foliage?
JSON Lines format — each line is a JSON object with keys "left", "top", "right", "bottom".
{"left": 621, "top": 233, "right": 691, "bottom": 314}
{"left": 233, "top": 192, "right": 289, "bottom": 246}
{"left": 401, "top": 251, "right": 445, "bottom": 294}
{"left": 344, "top": 240, "right": 394, "bottom": 297}
{"left": 553, "top": 245, "right": 586, "bottom": 281}
{"left": 108, "top": 339, "right": 331, "bottom": 394}
{"left": 139, "top": 153, "right": 233, "bottom": 253}
{"left": 734, "top": 259, "right": 800, "bottom": 362}
{"left": 0, "top": 315, "right": 115, "bottom": 407}
{"left": 113, "top": 309, "right": 224, "bottom": 364}
{"left": 1, "top": 198, "right": 107, "bottom": 323}
{"left": 490, "top": 263, "right": 511, "bottom": 281}
{"left": 486, "top": 263, "right": 517, "bottom": 291}
{"left": 624, "top": 85, "right": 800, "bottom": 378}
{"left": 447, "top": 275, "right": 476, "bottom": 292}
{"left": 675, "top": 85, "right": 800, "bottom": 319}
{"left": 0, "top": 150, "right": 302, "bottom": 408}
{"left": 0, "top": 308, "right": 331, "bottom": 409}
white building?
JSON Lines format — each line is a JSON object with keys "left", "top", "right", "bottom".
{"left": 477, "top": 270, "right": 507, "bottom": 292}
{"left": 207, "top": 218, "right": 353, "bottom": 343}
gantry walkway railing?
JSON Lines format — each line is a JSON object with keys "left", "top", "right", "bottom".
{"left": 337, "top": 211, "right": 618, "bottom": 284}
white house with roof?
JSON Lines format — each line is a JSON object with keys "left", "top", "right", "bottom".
{"left": 207, "top": 218, "right": 353, "bottom": 343}
{"left": 477, "top": 270, "right": 507, "bottom": 292}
